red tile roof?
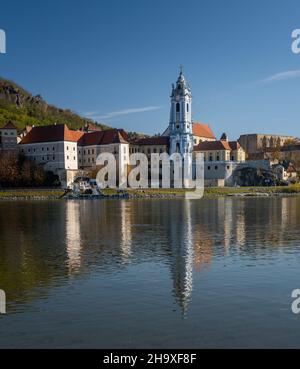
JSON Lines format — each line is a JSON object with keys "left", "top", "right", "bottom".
{"left": 19, "top": 124, "right": 84, "bottom": 144}
{"left": 78, "top": 129, "right": 128, "bottom": 146}
{"left": 1, "top": 121, "right": 17, "bottom": 130}
{"left": 193, "top": 122, "right": 215, "bottom": 139}
{"left": 196, "top": 140, "right": 231, "bottom": 151}
{"left": 134, "top": 136, "right": 169, "bottom": 146}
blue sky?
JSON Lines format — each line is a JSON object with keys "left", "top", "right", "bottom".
{"left": 1, "top": 0, "right": 300, "bottom": 138}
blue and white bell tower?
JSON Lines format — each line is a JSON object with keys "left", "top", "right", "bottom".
{"left": 169, "top": 68, "right": 193, "bottom": 155}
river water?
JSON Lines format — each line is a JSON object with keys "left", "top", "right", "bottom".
{"left": 0, "top": 197, "right": 300, "bottom": 348}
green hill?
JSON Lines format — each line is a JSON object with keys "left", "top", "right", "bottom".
{"left": 0, "top": 77, "right": 110, "bottom": 130}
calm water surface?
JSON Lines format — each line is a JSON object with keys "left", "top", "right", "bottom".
{"left": 1, "top": 197, "right": 300, "bottom": 348}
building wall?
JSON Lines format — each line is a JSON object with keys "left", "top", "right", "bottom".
{"left": 239, "top": 134, "right": 295, "bottom": 156}
{"left": 0, "top": 128, "right": 18, "bottom": 151}
{"left": 78, "top": 145, "right": 97, "bottom": 168}
{"left": 201, "top": 149, "right": 231, "bottom": 162}
{"left": 231, "top": 148, "right": 246, "bottom": 162}
{"left": 130, "top": 145, "right": 168, "bottom": 159}
{"left": 200, "top": 160, "right": 271, "bottom": 187}
{"left": 78, "top": 143, "right": 130, "bottom": 170}
{"left": 19, "top": 141, "right": 65, "bottom": 171}
{"left": 193, "top": 136, "right": 216, "bottom": 146}
{"left": 204, "top": 162, "right": 235, "bottom": 186}
{"left": 64, "top": 141, "right": 78, "bottom": 170}
{"left": 19, "top": 140, "right": 79, "bottom": 172}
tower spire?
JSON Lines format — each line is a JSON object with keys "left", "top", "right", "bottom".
{"left": 169, "top": 69, "right": 193, "bottom": 156}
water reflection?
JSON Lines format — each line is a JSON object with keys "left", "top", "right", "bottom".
{"left": 120, "top": 201, "right": 132, "bottom": 262}
{"left": 66, "top": 201, "right": 82, "bottom": 273}
{"left": 1, "top": 197, "right": 300, "bottom": 317}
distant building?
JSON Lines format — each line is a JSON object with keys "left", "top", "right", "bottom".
{"left": 79, "top": 122, "right": 103, "bottom": 133}
{"left": 77, "top": 129, "right": 129, "bottom": 182}
{"left": 19, "top": 124, "right": 129, "bottom": 186}
{"left": 195, "top": 133, "right": 245, "bottom": 163}
{"left": 238, "top": 133, "right": 295, "bottom": 159}
{"left": 19, "top": 124, "right": 84, "bottom": 185}
{"left": 272, "top": 163, "right": 297, "bottom": 182}
{"left": 194, "top": 133, "right": 246, "bottom": 187}
{"left": 0, "top": 121, "right": 18, "bottom": 151}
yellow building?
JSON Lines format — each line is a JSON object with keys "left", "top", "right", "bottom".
{"left": 195, "top": 133, "right": 245, "bottom": 162}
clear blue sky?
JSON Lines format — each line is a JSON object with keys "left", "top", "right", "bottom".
{"left": 1, "top": 0, "right": 300, "bottom": 138}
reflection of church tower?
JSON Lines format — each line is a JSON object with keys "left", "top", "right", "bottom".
{"left": 66, "top": 201, "right": 82, "bottom": 273}
{"left": 169, "top": 68, "right": 193, "bottom": 156}
{"left": 169, "top": 200, "right": 194, "bottom": 316}
{"left": 120, "top": 201, "right": 132, "bottom": 262}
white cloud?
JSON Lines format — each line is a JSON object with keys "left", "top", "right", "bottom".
{"left": 84, "top": 106, "right": 163, "bottom": 120}
{"left": 258, "top": 69, "right": 300, "bottom": 84}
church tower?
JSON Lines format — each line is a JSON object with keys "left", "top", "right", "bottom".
{"left": 169, "top": 68, "right": 193, "bottom": 155}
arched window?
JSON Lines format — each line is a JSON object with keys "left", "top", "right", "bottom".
{"left": 187, "top": 103, "right": 189, "bottom": 112}
{"left": 176, "top": 103, "right": 180, "bottom": 112}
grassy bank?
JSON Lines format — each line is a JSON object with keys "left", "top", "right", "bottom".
{"left": 103, "top": 185, "right": 300, "bottom": 199}
{"left": 0, "top": 189, "right": 65, "bottom": 200}
{"left": 204, "top": 185, "right": 300, "bottom": 197}
{"left": 1, "top": 185, "right": 300, "bottom": 200}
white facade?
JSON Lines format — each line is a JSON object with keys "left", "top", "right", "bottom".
{"left": 169, "top": 70, "right": 194, "bottom": 156}
{"left": 19, "top": 140, "right": 79, "bottom": 172}
{"left": 78, "top": 142, "right": 129, "bottom": 171}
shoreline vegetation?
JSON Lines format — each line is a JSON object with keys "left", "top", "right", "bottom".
{"left": 1, "top": 185, "right": 300, "bottom": 200}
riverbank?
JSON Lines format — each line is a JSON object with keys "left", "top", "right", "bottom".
{"left": 0, "top": 189, "right": 65, "bottom": 200}
{"left": 1, "top": 185, "right": 300, "bottom": 200}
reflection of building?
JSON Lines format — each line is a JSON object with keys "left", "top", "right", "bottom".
{"left": 120, "top": 200, "right": 132, "bottom": 261}
{"left": 66, "top": 201, "right": 82, "bottom": 273}
{"left": 167, "top": 201, "right": 194, "bottom": 315}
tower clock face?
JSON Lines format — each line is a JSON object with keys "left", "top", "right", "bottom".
{"left": 175, "top": 96, "right": 180, "bottom": 102}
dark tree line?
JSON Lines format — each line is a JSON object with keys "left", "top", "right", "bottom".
{"left": 0, "top": 152, "right": 60, "bottom": 187}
